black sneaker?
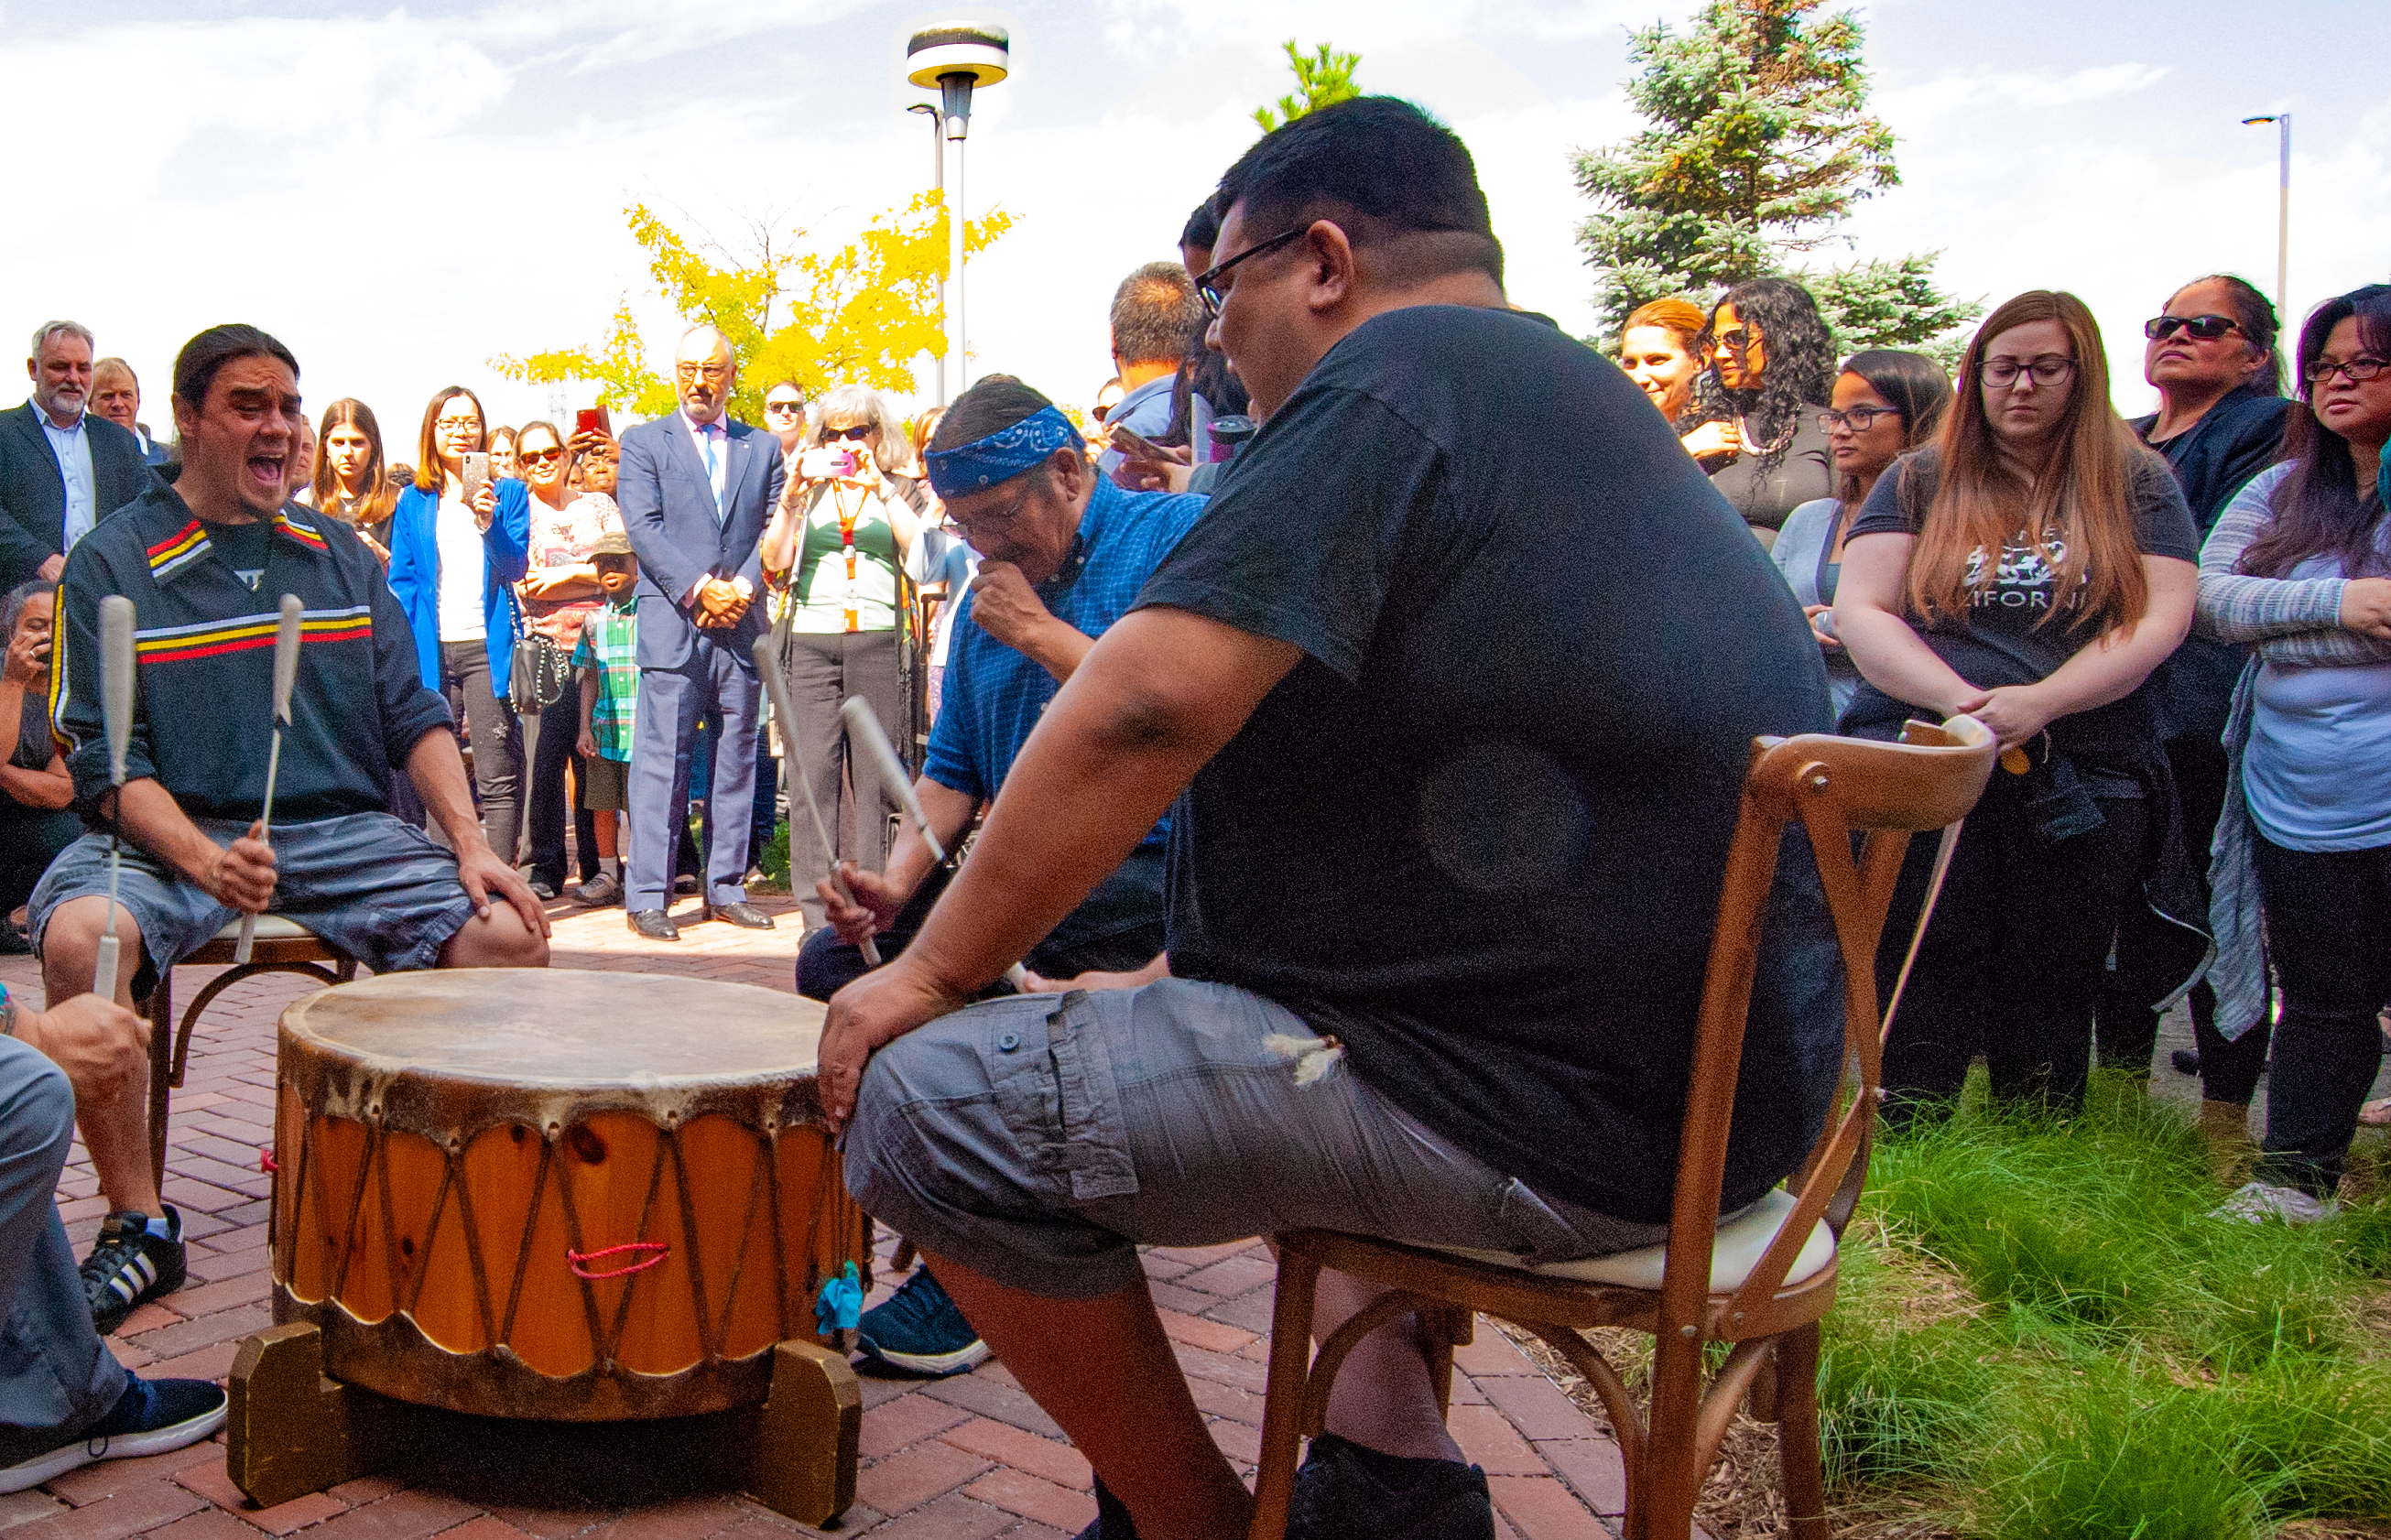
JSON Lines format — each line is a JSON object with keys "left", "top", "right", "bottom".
{"left": 1072, "top": 1476, "right": 1137, "bottom": 1540}
{"left": 81, "top": 1208, "right": 187, "bottom": 1337}
{"left": 1288, "top": 1432, "right": 1494, "bottom": 1540}
{"left": 855, "top": 1268, "right": 991, "bottom": 1377}
{"left": 0, "top": 1375, "right": 226, "bottom": 1494}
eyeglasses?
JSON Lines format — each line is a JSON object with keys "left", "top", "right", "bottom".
{"left": 2308, "top": 356, "right": 2388, "bottom": 386}
{"left": 674, "top": 362, "right": 730, "bottom": 385}
{"left": 1981, "top": 355, "right": 2077, "bottom": 389}
{"left": 516, "top": 446, "right": 566, "bottom": 465}
{"left": 1715, "top": 329, "right": 1752, "bottom": 355}
{"left": 1195, "top": 228, "right": 1308, "bottom": 318}
{"left": 764, "top": 399, "right": 804, "bottom": 415}
{"left": 2145, "top": 314, "right": 2242, "bottom": 342}
{"left": 1818, "top": 406, "right": 1899, "bottom": 432}
{"left": 435, "top": 417, "right": 481, "bottom": 434}
{"left": 947, "top": 484, "right": 1031, "bottom": 535}
{"left": 824, "top": 425, "right": 875, "bottom": 441}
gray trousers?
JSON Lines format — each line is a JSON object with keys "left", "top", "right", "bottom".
{"left": 625, "top": 634, "right": 762, "bottom": 913}
{"left": 0, "top": 1037, "right": 123, "bottom": 1438}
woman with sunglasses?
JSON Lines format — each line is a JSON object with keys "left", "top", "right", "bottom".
{"left": 513, "top": 419, "right": 621, "bottom": 901}
{"left": 1771, "top": 350, "right": 1952, "bottom": 715}
{"left": 759, "top": 385, "right": 926, "bottom": 927}
{"left": 386, "top": 385, "right": 532, "bottom": 852}
{"left": 310, "top": 399, "right": 397, "bottom": 563}
{"left": 1835, "top": 290, "right": 2201, "bottom": 1120}
{"left": 2100, "top": 277, "right": 2291, "bottom": 1117}
{"left": 2198, "top": 285, "right": 2391, "bottom": 1221}
{"left": 1699, "top": 277, "right": 1838, "bottom": 546}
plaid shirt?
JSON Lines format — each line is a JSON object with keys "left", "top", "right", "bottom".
{"left": 571, "top": 598, "right": 640, "bottom": 761}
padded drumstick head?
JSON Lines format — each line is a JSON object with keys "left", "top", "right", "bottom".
{"left": 270, "top": 592, "right": 304, "bottom": 724}
{"left": 98, "top": 594, "right": 136, "bottom": 787}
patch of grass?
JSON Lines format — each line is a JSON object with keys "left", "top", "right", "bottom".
{"left": 1811, "top": 1087, "right": 2391, "bottom": 1536}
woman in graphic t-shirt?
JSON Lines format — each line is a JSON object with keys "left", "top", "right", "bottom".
{"left": 2195, "top": 283, "right": 2391, "bottom": 1222}
{"left": 386, "top": 385, "right": 532, "bottom": 853}
{"left": 514, "top": 419, "right": 621, "bottom": 899}
{"left": 759, "top": 385, "right": 925, "bottom": 927}
{"left": 1835, "top": 290, "right": 2200, "bottom": 1119}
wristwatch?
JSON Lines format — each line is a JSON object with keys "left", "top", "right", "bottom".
{"left": 0, "top": 981, "right": 17, "bottom": 1039}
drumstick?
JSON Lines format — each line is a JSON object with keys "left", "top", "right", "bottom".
{"left": 234, "top": 595, "right": 305, "bottom": 964}
{"left": 839, "top": 696, "right": 948, "bottom": 866}
{"left": 754, "top": 634, "right": 880, "bottom": 965}
{"left": 92, "top": 596, "right": 136, "bottom": 999}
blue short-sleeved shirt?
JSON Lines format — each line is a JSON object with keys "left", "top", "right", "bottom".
{"left": 924, "top": 477, "right": 1205, "bottom": 844}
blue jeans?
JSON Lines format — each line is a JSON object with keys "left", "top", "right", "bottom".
{"left": 0, "top": 1038, "right": 125, "bottom": 1445}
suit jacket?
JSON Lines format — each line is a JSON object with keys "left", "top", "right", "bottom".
{"left": 0, "top": 402, "right": 158, "bottom": 590}
{"left": 616, "top": 411, "right": 783, "bottom": 670}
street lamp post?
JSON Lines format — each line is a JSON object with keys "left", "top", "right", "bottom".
{"left": 905, "top": 22, "right": 1009, "bottom": 401}
{"left": 907, "top": 102, "right": 947, "bottom": 403}
{"left": 2241, "top": 113, "right": 2290, "bottom": 325}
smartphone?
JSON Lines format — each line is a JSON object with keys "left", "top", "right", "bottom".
{"left": 462, "top": 451, "right": 491, "bottom": 499}
{"left": 799, "top": 446, "right": 858, "bottom": 480}
{"left": 573, "top": 407, "right": 603, "bottom": 437}
{"left": 1106, "top": 427, "right": 1171, "bottom": 461}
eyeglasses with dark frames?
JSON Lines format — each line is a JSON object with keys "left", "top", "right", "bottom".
{"left": 824, "top": 424, "right": 875, "bottom": 441}
{"left": 516, "top": 446, "right": 566, "bottom": 465}
{"left": 1818, "top": 406, "right": 1899, "bottom": 432}
{"left": 2308, "top": 356, "right": 2388, "bottom": 386}
{"left": 764, "top": 398, "right": 805, "bottom": 414}
{"left": 1980, "top": 355, "right": 2077, "bottom": 389}
{"left": 1195, "top": 228, "right": 1309, "bottom": 318}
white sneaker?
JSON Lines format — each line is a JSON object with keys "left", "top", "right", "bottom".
{"left": 2212, "top": 1180, "right": 2337, "bottom": 1225}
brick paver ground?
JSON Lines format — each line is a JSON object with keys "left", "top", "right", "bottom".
{"left": 0, "top": 895, "right": 1632, "bottom": 1538}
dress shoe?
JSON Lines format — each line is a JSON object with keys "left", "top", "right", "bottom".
{"left": 704, "top": 901, "right": 775, "bottom": 930}
{"left": 627, "top": 909, "right": 679, "bottom": 941}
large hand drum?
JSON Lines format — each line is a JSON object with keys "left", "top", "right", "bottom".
{"left": 270, "top": 971, "right": 867, "bottom": 1421}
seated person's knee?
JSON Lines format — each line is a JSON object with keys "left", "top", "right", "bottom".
{"left": 0, "top": 1054, "right": 78, "bottom": 1166}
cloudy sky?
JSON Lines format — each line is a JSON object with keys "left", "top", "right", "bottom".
{"left": 1, "top": 0, "right": 2383, "bottom": 441}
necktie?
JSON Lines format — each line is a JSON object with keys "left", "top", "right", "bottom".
{"left": 702, "top": 426, "right": 725, "bottom": 526}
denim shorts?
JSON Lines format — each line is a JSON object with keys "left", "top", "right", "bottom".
{"left": 844, "top": 978, "right": 1669, "bottom": 1300}
{"left": 30, "top": 810, "right": 475, "bottom": 998}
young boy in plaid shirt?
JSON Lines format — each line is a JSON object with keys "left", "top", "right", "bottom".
{"left": 571, "top": 532, "right": 640, "bottom": 906}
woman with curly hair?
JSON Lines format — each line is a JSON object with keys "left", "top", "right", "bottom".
{"left": 1701, "top": 277, "right": 1838, "bottom": 543}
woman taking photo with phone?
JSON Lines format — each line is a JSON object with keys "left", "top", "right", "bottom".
{"left": 1700, "top": 277, "right": 1838, "bottom": 543}
{"left": 1835, "top": 290, "right": 2200, "bottom": 1119}
{"left": 514, "top": 418, "right": 620, "bottom": 900}
{"left": 310, "top": 399, "right": 397, "bottom": 562}
{"left": 1772, "top": 350, "right": 1952, "bottom": 715}
{"left": 386, "top": 385, "right": 532, "bottom": 856}
{"left": 759, "top": 384, "right": 924, "bottom": 928}
{"left": 2198, "top": 284, "right": 2391, "bottom": 1221}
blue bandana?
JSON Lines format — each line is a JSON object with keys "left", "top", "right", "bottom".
{"left": 926, "top": 405, "right": 1081, "bottom": 498}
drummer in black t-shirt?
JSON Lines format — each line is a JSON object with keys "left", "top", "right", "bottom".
{"left": 820, "top": 98, "right": 1842, "bottom": 1538}
{"left": 1836, "top": 289, "right": 2200, "bottom": 1121}
{"left": 0, "top": 580, "right": 76, "bottom": 948}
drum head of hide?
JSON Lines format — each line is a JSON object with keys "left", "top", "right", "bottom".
{"left": 283, "top": 969, "right": 825, "bottom": 1085}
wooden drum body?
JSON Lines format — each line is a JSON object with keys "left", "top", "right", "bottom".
{"left": 270, "top": 970, "right": 867, "bottom": 1421}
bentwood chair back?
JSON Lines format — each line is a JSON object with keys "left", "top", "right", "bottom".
{"left": 1244, "top": 716, "right": 1997, "bottom": 1540}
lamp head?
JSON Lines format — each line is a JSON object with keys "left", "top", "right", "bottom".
{"left": 906, "top": 20, "right": 1008, "bottom": 140}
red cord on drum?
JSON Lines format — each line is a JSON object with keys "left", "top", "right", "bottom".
{"left": 567, "top": 1242, "right": 669, "bottom": 1280}
{"left": 260, "top": 1148, "right": 279, "bottom": 1174}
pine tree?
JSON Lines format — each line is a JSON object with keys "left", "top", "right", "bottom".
{"left": 1254, "top": 40, "right": 1362, "bottom": 133}
{"left": 1573, "top": 0, "right": 1977, "bottom": 354}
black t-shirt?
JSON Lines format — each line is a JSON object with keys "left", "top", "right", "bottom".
{"left": 1, "top": 688, "right": 52, "bottom": 825}
{"left": 1842, "top": 445, "right": 2198, "bottom": 758}
{"left": 206, "top": 518, "right": 274, "bottom": 591}
{"left": 1134, "top": 305, "right": 1844, "bottom": 1225}
{"left": 1706, "top": 407, "right": 1835, "bottom": 533}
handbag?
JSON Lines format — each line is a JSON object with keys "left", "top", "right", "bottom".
{"left": 509, "top": 608, "right": 572, "bottom": 713}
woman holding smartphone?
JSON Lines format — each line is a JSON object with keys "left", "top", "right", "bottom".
{"left": 514, "top": 419, "right": 620, "bottom": 899}
{"left": 386, "top": 385, "right": 532, "bottom": 859}
{"left": 2198, "top": 284, "right": 2391, "bottom": 1220}
{"left": 310, "top": 398, "right": 397, "bottom": 562}
{"left": 1771, "top": 350, "right": 1952, "bottom": 715}
{"left": 759, "top": 385, "right": 924, "bottom": 927}
{"left": 1835, "top": 290, "right": 2201, "bottom": 1119}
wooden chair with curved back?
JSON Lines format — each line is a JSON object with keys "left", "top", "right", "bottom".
{"left": 1244, "top": 716, "right": 1997, "bottom": 1540}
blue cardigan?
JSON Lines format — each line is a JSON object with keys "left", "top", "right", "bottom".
{"left": 386, "top": 478, "right": 531, "bottom": 690}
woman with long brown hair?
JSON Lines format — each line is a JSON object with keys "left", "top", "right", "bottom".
{"left": 310, "top": 398, "right": 397, "bottom": 561}
{"left": 2198, "top": 284, "right": 2391, "bottom": 1220}
{"left": 1835, "top": 290, "right": 2201, "bottom": 1117}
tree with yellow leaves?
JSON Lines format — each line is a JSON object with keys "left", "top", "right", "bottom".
{"left": 495, "top": 191, "right": 1013, "bottom": 421}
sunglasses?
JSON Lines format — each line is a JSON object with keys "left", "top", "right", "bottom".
{"left": 1195, "top": 227, "right": 1307, "bottom": 318}
{"left": 1715, "top": 328, "right": 1752, "bottom": 354}
{"left": 764, "top": 399, "right": 804, "bottom": 414}
{"left": 2144, "top": 314, "right": 2242, "bottom": 342}
{"left": 824, "top": 425, "right": 874, "bottom": 441}
{"left": 516, "top": 446, "right": 566, "bottom": 465}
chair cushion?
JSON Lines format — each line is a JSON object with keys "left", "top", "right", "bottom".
{"left": 1430, "top": 1188, "right": 1836, "bottom": 1293}
{"left": 210, "top": 914, "right": 321, "bottom": 942}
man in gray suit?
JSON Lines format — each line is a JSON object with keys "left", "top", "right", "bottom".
{"left": 0, "top": 322, "right": 158, "bottom": 591}
{"left": 616, "top": 326, "right": 785, "bottom": 940}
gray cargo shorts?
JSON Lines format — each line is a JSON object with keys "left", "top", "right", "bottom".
{"left": 30, "top": 810, "right": 476, "bottom": 999}
{"left": 844, "top": 977, "right": 1669, "bottom": 1300}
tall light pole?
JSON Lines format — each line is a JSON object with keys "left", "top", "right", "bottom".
{"left": 907, "top": 102, "right": 947, "bottom": 403}
{"left": 2242, "top": 113, "right": 2290, "bottom": 325}
{"left": 905, "top": 22, "right": 1009, "bottom": 401}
